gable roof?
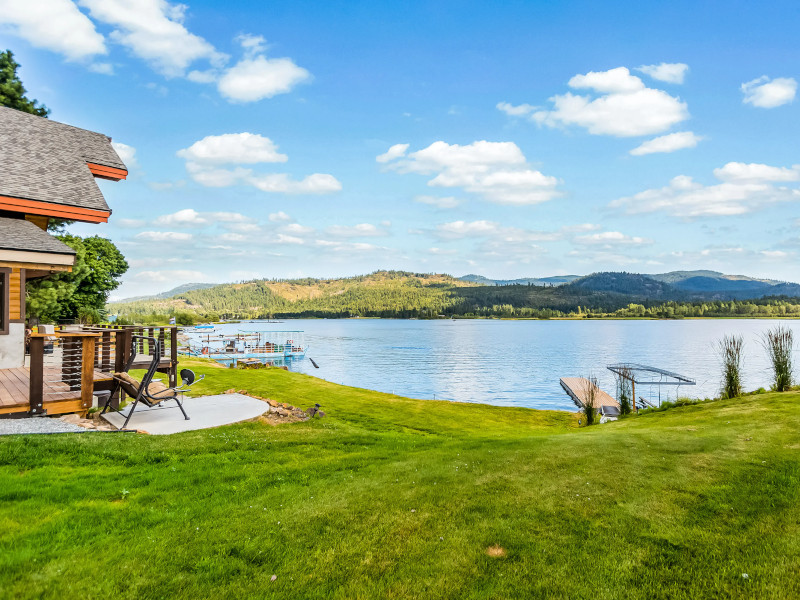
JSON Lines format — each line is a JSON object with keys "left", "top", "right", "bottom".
{"left": 0, "top": 107, "right": 127, "bottom": 219}
{"left": 0, "top": 216, "right": 76, "bottom": 255}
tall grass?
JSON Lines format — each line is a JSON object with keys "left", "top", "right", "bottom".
{"left": 762, "top": 326, "right": 794, "bottom": 392}
{"left": 581, "top": 376, "right": 598, "bottom": 425}
{"left": 615, "top": 366, "right": 633, "bottom": 416}
{"left": 717, "top": 334, "right": 744, "bottom": 399}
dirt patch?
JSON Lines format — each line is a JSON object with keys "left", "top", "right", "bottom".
{"left": 485, "top": 544, "right": 507, "bottom": 558}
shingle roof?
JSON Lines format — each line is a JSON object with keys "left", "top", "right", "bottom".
{"left": 0, "top": 107, "right": 126, "bottom": 212}
{"left": 0, "top": 217, "right": 76, "bottom": 255}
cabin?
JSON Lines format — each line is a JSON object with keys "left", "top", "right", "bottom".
{"left": 0, "top": 106, "right": 154, "bottom": 416}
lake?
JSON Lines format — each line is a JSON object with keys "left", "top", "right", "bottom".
{"left": 187, "top": 319, "right": 799, "bottom": 411}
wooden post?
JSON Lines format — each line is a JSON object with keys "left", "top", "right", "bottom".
{"left": 170, "top": 326, "right": 178, "bottom": 387}
{"left": 28, "top": 336, "right": 44, "bottom": 415}
{"left": 80, "top": 335, "right": 96, "bottom": 412}
{"left": 632, "top": 379, "right": 637, "bottom": 411}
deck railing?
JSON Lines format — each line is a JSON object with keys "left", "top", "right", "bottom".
{"left": 28, "top": 331, "right": 99, "bottom": 415}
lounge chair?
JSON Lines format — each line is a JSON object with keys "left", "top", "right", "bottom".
{"left": 101, "top": 335, "right": 203, "bottom": 430}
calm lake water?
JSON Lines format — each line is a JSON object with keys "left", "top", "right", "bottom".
{"left": 190, "top": 319, "right": 800, "bottom": 411}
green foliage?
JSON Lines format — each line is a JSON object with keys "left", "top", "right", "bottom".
{"left": 0, "top": 50, "right": 49, "bottom": 116}
{"left": 616, "top": 367, "right": 633, "bottom": 416}
{"left": 174, "top": 311, "right": 196, "bottom": 326}
{"left": 110, "top": 271, "right": 800, "bottom": 322}
{"left": 27, "top": 235, "right": 128, "bottom": 323}
{"left": 763, "top": 325, "right": 794, "bottom": 392}
{"left": 718, "top": 334, "right": 745, "bottom": 399}
{"left": 581, "top": 376, "right": 598, "bottom": 425}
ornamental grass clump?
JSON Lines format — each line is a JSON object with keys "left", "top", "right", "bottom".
{"left": 717, "top": 334, "right": 744, "bottom": 399}
{"left": 581, "top": 376, "right": 598, "bottom": 425}
{"left": 762, "top": 326, "right": 794, "bottom": 392}
{"left": 615, "top": 366, "right": 633, "bottom": 416}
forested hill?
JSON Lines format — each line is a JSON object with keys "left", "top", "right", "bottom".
{"left": 109, "top": 270, "right": 800, "bottom": 321}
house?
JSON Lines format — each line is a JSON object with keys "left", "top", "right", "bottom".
{"left": 0, "top": 106, "right": 127, "bottom": 369}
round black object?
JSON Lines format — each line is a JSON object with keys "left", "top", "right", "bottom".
{"left": 180, "top": 369, "right": 196, "bottom": 385}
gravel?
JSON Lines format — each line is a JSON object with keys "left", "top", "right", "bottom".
{"left": 0, "top": 417, "right": 91, "bottom": 436}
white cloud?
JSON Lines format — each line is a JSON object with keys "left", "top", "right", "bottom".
{"left": 218, "top": 55, "right": 310, "bottom": 102}
{"left": 325, "top": 223, "right": 388, "bottom": 237}
{"left": 79, "top": 0, "right": 225, "bottom": 77}
{"left": 636, "top": 63, "right": 689, "bottom": 84}
{"left": 178, "top": 133, "right": 340, "bottom": 193}
{"left": 134, "top": 269, "right": 208, "bottom": 282}
{"left": 434, "top": 220, "right": 500, "bottom": 239}
{"left": 524, "top": 67, "right": 688, "bottom": 137}
{"left": 135, "top": 231, "right": 194, "bottom": 241}
{"left": 116, "top": 218, "right": 146, "bottom": 228}
{"left": 376, "top": 143, "right": 409, "bottom": 163}
{"left": 496, "top": 102, "right": 537, "bottom": 117}
{"left": 0, "top": 0, "right": 106, "bottom": 61}
{"left": 269, "top": 211, "right": 292, "bottom": 222}
{"left": 611, "top": 162, "right": 800, "bottom": 217}
{"left": 415, "top": 195, "right": 461, "bottom": 209}
{"left": 741, "top": 76, "right": 797, "bottom": 108}
{"left": 89, "top": 62, "right": 114, "bottom": 75}
{"left": 111, "top": 141, "right": 138, "bottom": 168}
{"left": 155, "top": 208, "right": 208, "bottom": 227}
{"left": 274, "top": 234, "right": 305, "bottom": 245}
{"left": 573, "top": 231, "right": 652, "bottom": 246}
{"left": 249, "top": 173, "right": 342, "bottom": 194}
{"left": 629, "top": 131, "right": 703, "bottom": 156}
{"left": 713, "top": 162, "right": 800, "bottom": 183}
{"left": 177, "top": 133, "right": 287, "bottom": 164}
{"left": 383, "top": 140, "right": 560, "bottom": 205}
{"left": 216, "top": 34, "right": 309, "bottom": 103}
{"left": 282, "top": 223, "right": 314, "bottom": 235}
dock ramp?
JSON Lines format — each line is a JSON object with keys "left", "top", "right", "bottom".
{"left": 560, "top": 377, "right": 620, "bottom": 414}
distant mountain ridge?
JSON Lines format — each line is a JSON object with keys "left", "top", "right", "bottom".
{"left": 459, "top": 274, "right": 580, "bottom": 286}
{"left": 116, "top": 282, "right": 216, "bottom": 303}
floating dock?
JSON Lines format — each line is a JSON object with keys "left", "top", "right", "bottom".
{"left": 559, "top": 377, "right": 620, "bottom": 414}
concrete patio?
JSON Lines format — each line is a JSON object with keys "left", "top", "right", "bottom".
{"left": 101, "top": 393, "right": 269, "bottom": 435}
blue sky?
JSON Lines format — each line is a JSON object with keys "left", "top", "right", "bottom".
{"left": 2, "top": 0, "right": 798, "bottom": 298}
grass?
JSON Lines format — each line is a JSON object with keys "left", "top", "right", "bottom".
{"left": 1, "top": 358, "right": 799, "bottom": 599}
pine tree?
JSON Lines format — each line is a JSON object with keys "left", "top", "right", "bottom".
{"left": 0, "top": 50, "right": 49, "bottom": 117}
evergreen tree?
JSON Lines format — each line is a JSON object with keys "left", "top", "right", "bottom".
{"left": 0, "top": 50, "right": 49, "bottom": 117}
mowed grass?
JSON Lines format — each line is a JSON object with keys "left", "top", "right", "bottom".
{"left": 1, "top": 358, "right": 799, "bottom": 599}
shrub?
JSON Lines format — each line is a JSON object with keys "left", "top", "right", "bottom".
{"left": 717, "top": 334, "right": 744, "bottom": 399}
{"left": 762, "top": 326, "right": 793, "bottom": 392}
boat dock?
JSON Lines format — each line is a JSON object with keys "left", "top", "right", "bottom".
{"left": 559, "top": 377, "right": 620, "bottom": 413}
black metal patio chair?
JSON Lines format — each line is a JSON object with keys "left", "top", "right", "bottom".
{"left": 101, "top": 335, "right": 203, "bottom": 430}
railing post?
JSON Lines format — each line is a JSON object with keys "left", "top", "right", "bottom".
{"left": 28, "top": 336, "right": 44, "bottom": 415}
{"left": 80, "top": 335, "right": 96, "bottom": 412}
{"left": 170, "top": 326, "right": 178, "bottom": 387}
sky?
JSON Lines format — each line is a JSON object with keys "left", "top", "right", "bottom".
{"left": 1, "top": 0, "right": 798, "bottom": 299}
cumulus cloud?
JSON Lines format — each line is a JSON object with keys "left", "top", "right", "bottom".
{"left": 610, "top": 162, "right": 800, "bottom": 217}
{"left": 741, "top": 76, "right": 797, "bottom": 108}
{"left": 134, "top": 269, "right": 209, "bottom": 282}
{"left": 415, "top": 195, "right": 461, "bottom": 209}
{"left": 218, "top": 55, "right": 310, "bottom": 102}
{"left": 496, "top": 102, "right": 537, "bottom": 117}
{"left": 325, "top": 223, "right": 388, "bottom": 237}
{"left": 380, "top": 140, "right": 560, "bottom": 205}
{"left": 177, "top": 133, "right": 287, "bottom": 164}
{"left": 154, "top": 208, "right": 209, "bottom": 227}
{"left": 79, "top": 0, "right": 226, "bottom": 77}
{"left": 503, "top": 67, "right": 689, "bottom": 137}
{"left": 111, "top": 141, "right": 138, "bottom": 168}
{"left": 135, "top": 231, "right": 194, "bottom": 241}
{"left": 249, "top": 173, "right": 342, "bottom": 194}
{"left": 0, "top": 0, "right": 106, "bottom": 61}
{"left": 629, "top": 131, "right": 703, "bottom": 156}
{"left": 573, "top": 231, "right": 652, "bottom": 246}
{"left": 178, "top": 133, "right": 341, "bottom": 193}
{"left": 376, "top": 143, "right": 409, "bottom": 163}
{"left": 636, "top": 63, "right": 689, "bottom": 84}
{"left": 269, "top": 211, "right": 292, "bottom": 222}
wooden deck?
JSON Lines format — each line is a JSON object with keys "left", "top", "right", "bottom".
{"left": 560, "top": 377, "right": 619, "bottom": 411}
{"left": 0, "top": 368, "right": 113, "bottom": 416}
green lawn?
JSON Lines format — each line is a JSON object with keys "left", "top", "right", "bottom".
{"left": 1, "top": 358, "right": 798, "bottom": 599}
